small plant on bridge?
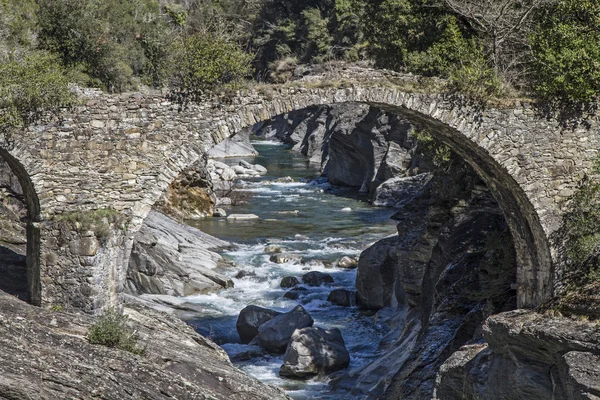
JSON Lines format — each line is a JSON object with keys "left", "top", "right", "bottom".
{"left": 88, "top": 309, "right": 143, "bottom": 355}
{"left": 53, "top": 208, "right": 127, "bottom": 243}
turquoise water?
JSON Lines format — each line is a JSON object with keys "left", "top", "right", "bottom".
{"left": 185, "top": 141, "right": 399, "bottom": 399}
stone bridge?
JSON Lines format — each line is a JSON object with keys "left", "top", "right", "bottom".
{"left": 2, "top": 66, "right": 598, "bottom": 312}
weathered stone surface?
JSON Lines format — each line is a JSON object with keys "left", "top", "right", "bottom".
{"left": 126, "top": 211, "right": 232, "bottom": 297}
{"left": 280, "top": 327, "right": 350, "bottom": 378}
{"left": 434, "top": 311, "right": 600, "bottom": 400}
{"left": 254, "top": 305, "right": 314, "bottom": 353}
{"left": 302, "top": 271, "right": 334, "bottom": 286}
{"left": 0, "top": 291, "right": 289, "bottom": 400}
{"left": 208, "top": 129, "right": 258, "bottom": 158}
{"left": 236, "top": 305, "right": 282, "bottom": 344}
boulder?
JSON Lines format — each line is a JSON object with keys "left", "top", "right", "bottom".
{"left": 280, "top": 276, "right": 300, "bottom": 288}
{"left": 372, "top": 174, "right": 432, "bottom": 208}
{"left": 337, "top": 256, "right": 358, "bottom": 269}
{"left": 302, "top": 271, "right": 334, "bottom": 287}
{"left": 270, "top": 253, "right": 302, "bottom": 264}
{"left": 236, "top": 305, "right": 282, "bottom": 344}
{"left": 284, "top": 287, "right": 308, "bottom": 300}
{"left": 252, "top": 164, "right": 268, "bottom": 174}
{"left": 213, "top": 208, "right": 227, "bottom": 217}
{"left": 264, "top": 245, "right": 282, "bottom": 254}
{"left": 126, "top": 211, "right": 232, "bottom": 297}
{"left": 280, "top": 327, "right": 350, "bottom": 378}
{"left": 254, "top": 305, "right": 314, "bottom": 353}
{"left": 227, "top": 214, "right": 260, "bottom": 220}
{"left": 327, "top": 289, "right": 356, "bottom": 307}
{"left": 207, "top": 130, "right": 258, "bottom": 158}
{"left": 239, "top": 160, "right": 254, "bottom": 169}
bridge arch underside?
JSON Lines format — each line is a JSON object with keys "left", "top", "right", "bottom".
{"left": 210, "top": 101, "right": 553, "bottom": 308}
{"left": 0, "top": 149, "right": 41, "bottom": 306}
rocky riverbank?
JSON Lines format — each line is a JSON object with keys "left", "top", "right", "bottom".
{"left": 0, "top": 290, "right": 289, "bottom": 400}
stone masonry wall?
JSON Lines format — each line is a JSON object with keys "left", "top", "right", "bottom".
{"left": 0, "top": 65, "right": 598, "bottom": 311}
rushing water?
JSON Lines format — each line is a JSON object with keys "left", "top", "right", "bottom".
{"left": 185, "top": 141, "right": 399, "bottom": 399}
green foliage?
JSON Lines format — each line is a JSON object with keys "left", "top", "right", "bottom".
{"left": 0, "top": 0, "right": 39, "bottom": 58}
{"left": 555, "top": 165, "right": 600, "bottom": 285}
{"left": 37, "top": 0, "right": 173, "bottom": 92}
{"left": 88, "top": 309, "right": 143, "bottom": 355}
{"left": 531, "top": 0, "right": 600, "bottom": 103}
{"left": 54, "top": 209, "right": 126, "bottom": 243}
{"left": 412, "top": 130, "right": 453, "bottom": 169}
{"left": 0, "top": 52, "right": 75, "bottom": 132}
{"left": 173, "top": 32, "right": 253, "bottom": 102}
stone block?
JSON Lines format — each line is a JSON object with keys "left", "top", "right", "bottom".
{"left": 69, "top": 237, "right": 100, "bottom": 257}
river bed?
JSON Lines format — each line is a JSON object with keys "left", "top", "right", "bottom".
{"left": 185, "top": 141, "right": 399, "bottom": 399}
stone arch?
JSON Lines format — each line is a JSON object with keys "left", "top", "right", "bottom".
{"left": 211, "top": 94, "right": 555, "bottom": 308}
{"left": 0, "top": 149, "right": 41, "bottom": 305}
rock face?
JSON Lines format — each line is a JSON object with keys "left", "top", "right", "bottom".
{"left": 126, "top": 210, "right": 233, "bottom": 297}
{"left": 336, "top": 160, "right": 519, "bottom": 400}
{"left": 256, "top": 103, "right": 429, "bottom": 197}
{"left": 237, "top": 305, "right": 282, "bottom": 344}
{"left": 208, "top": 129, "right": 259, "bottom": 158}
{"left": 254, "top": 305, "right": 314, "bottom": 353}
{"left": 0, "top": 291, "right": 289, "bottom": 400}
{"left": 434, "top": 311, "right": 600, "bottom": 400}
{"left": 302, "top": 271, "right": 334, "bottom": 286}
{"left": 280, "top": 327, "right": 350, "bottom": 379}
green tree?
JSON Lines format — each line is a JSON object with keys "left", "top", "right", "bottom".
{"left": 0, "top": 52, "right": 75, "bottom": 133}
{"left": 0, "top": 0, "right": 39, "bottom": 60}
{"left": 531, "top": 0, "right": 600, "bottom": 103}
{"left": 173, "top": 32, "right": 253, "bottom": 102}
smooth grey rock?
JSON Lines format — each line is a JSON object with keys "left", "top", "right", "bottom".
{"left": 327, "top": 289, "right": 355, "bottom": 307}
{"left": 227, "top": 214, "right": 260, "bottom": 220}
{"left": 126, "top": 211, "right": 232, "bottom": 297}
{"left": 236, "top": 305, "right": 282, "bottom": 344}
{"left": 264, "top": 245, "right": 282, "bottom": 254}
{"left": 302, "top": 271, "right": 334, "bottom": 287}
{"left": 213, "top": 208, "right": 227, "bottom": 217}
{"left": 280, "top": 276, "right": 300, "bottom": 288}
{"left": 254, "top": 305, "right": 314, "bottom": 353}
{"left": 280, "top": 326, "right": 350, "bottom": 378}
{"left": 372, "top": 174, "right": 432, "bottom": 208}
{"left": 337, "top": 256, "right": 358, "bottom": 269}
{"left": 0, "top": 291, "right": 289, "bottom": 400}
{"left": 208, "top": 130, "right": 258, "bottom": 158}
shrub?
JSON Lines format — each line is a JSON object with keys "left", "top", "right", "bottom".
{"left": 172, "top": 32, "right": 253, "bottom": 103}
{"left": 531, "top": 0, "right": 600, "bottom": 103}
{"left": 0, "top": 51, "right": 75, "bottom": 132}
{"left": 53, "top": 209, "right": 126, "bottom": 243}
{"left": 88, "top": 309, "right": 143, "bottom": 355}
{"left": 554, "top": 164, "right": 600, "bottom": 286}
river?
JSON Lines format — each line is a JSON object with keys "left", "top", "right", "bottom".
{"left": 185, "top": 141, "right": 399, "bottom": 399}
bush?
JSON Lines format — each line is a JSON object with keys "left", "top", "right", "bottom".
{"left": 0, "top": 51, "right": 75, "bottom": 132}
{"left": 172, "top": 32, "right": 253, "bottom": 103}
{"left": 554, "top": 163, "right": 600, "bottom": 286}
{"left": 88, "top": 309, "right": 143, "bottom": 355}
{"left": 531, "top": 0, "right": 600, "bottom": 103}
